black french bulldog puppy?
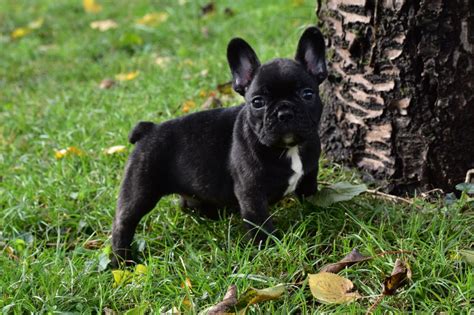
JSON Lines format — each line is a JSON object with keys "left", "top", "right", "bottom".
{"left": 111, "top": 27, "right": 327, "bottom": 265}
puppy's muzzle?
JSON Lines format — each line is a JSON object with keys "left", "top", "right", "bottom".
{"left": 277, "top": 108, "right": 295, "bottom": 122}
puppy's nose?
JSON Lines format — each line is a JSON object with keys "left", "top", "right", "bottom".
{"left": 278, "top": 109, "right": 294, "bottom": 122}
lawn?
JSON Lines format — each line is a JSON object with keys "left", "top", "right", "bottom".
{"left": 0, "top": 0, "right": 473, "bottom": 313}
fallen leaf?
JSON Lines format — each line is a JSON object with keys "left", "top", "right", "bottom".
{"left": 308, "top": 272, "right": 361, "bottom": 304}
{"left": 28, "top": 18, "right": 44, "bottom": 29}
{"left": 455, "top": 183, "right": 474, "bottom": 194}
{"left": 3, "top": 245, "right": 19, "bottom": 260}
{"left": 104, "top": 145, "right": 126, "bottom": 155}
{"left": 55, "top": 146, "right": 84, "bottom": 159}
{"left": 155, "top": 56, "right": 171, "bottom": 67}
{"left": 162, "top": 306, "right": 181, "bottom": 314}
{"left": 201, "top": 96, "right": 222, "bottom": 110}
{"left": 235, "top": 284, "right": 286, "bottom": 309}
{"left": 124, "top": 305, "right": 148, "bottom": 315}
{"left": 309, "top": 182, "right": 368, "bottom": 207}
{"left": 134, "top": 264, "right": 148, "bottom": 276}
{"left": 115, "top": 71, "right": 140, "bottom": 81}
{"left": 182, "top": 296, "right": 194, "bottom": 312}
{"left": 320, "top": 248, "right": 372, "bottom": 273}
{"left": 382, "top": 259, "right": 411, "bottom": 295}
{"left": 98, "top": 253, "right": 111, "bottom": 271}
{"left": 112, "top": 269, "right": 132, "bottom": 287}
{"left": 90, "top": 19, "right": 118, "bottom": 31}
{"left": 200, "top": 2, "right": 216, "bottom": 16}
{"left": 10, "top": 18, "right": 43, "bottom": 40}
{"left": 112, "top": 264, "right": 147, "bottom": 287}
{"left": 459, "top": 250, "right": 474, "bottom": 265}
{"left": 181, "top": 277, "right": 193, "bottom": 290}
{"left": 11, "top": 27, "right": 30, "bottom": 39}
{"left": 136, "top": 12, "right": 169, "bottom": 26}
{"left": 83, "top": 0, "right": 102, "bottom": 13}
{"left": 203, "top": 285, "right": 238, "bottom": 315}
{"left": 84, "top": 239, "right": 103, "bottom": 249}
{"left": 103, "top": 307, "right": 117, "bottom": 315}
{"left": 217, "top": 81, "right": 233, "bottom": 95}
{"left": 182, "top": 100, "right": 196, "bottom": 113}
{"left": 99, "top": 79, "right": 116, "bottom": 89}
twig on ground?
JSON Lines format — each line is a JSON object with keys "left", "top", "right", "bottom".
{"left": 366, "top": 294, "right": 384, "bottom": 315}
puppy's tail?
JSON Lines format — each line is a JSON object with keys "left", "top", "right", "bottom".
{"left": 129, "top": 121, "right": 154, "bottom": 144}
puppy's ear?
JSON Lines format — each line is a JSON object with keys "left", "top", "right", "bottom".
{"left": 295, "top": 27, "right": 327, "bottom": 85}
{"left": 227, "top": 38, "right": 261, "bottom": 95}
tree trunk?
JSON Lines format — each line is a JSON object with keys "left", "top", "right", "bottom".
{"left": 318, "top": 0, "right": 474, "bottom": 194}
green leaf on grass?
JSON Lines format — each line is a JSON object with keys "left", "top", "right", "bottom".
{"left": 459, "top": 250, "right": 474, "bottom": 265}
{"left": 309, "top": 182, "right": 368, "bottom": 207}
{"left": 98, "top": 253, "right": 111, "bottom": 271}
{"left": 112, "top": 264, "right": 148, "bottom": 287}
{"left": 455, "top": 183, "right": 474, "bottom": 194}
{"left": 124, "top": 304, "right": 148, "bottom": 315}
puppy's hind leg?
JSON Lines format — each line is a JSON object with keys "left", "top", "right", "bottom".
{"left": 111, "top": 158, "right": 162, "bottom": 267}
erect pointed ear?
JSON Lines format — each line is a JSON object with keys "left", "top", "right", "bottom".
{"left": 227, "top": 38, "right": 261, "bottom": 95}
{"left": 295, "top": 27, "right": 327, "bottom": 85}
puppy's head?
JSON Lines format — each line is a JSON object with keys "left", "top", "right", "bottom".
{"left": 227, "top": 27, "right": 327, "bottom": 147}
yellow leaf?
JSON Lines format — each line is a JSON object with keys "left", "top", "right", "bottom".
{"left": 134, "top": 264, "right": 147, "bottom": 276}
{"left": 181, "top": 100, "right": 196, "bottom": 113}
{"left": 236, "top": 284, "right": 286, "bottom": 309}
{"left": 28, "top": 18, "right": 44, "bottom": 30}
{"left": 104, "top": 145, "right": 126, "bottom": 155}
{"left": 155, "top": 56, "right": 171, "bottom": 68}
{"left": 90, "top": 19, "right": 118, "bottom": 31}
{"left": 181, "top": 277, "right": 192, "bottom": 290}
{"left": 54, "top": 146, "right": 84, "bottom": 159}
{"left": 115, "top": 71, "right": 140, "bottom": 81}
{"left": 308, "top": 272, "right": 361, "bottom": 304}
{"left": 11, "top": 27, "right": 31, "bottom": 39}
{"left": 136, "top": 12, "right": 169, "bottom": 26}
{"left": 83, "top": 0, "right": 102, "bottom": 13}
{"left": 112, "top": 269, "right": 132, "bottom": 287}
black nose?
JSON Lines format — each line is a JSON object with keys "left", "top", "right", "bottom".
{"left": 278, "top": 109, "right": 294, "bottom": 122}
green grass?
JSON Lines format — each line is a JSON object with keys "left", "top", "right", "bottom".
{"left": 0, "top": 0, "right": 473, "bottom": 313}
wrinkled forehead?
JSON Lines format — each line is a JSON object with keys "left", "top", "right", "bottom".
{"left": 249, "top": 58, "right": 315, "bottom": 95}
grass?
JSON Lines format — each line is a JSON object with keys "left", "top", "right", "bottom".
{"left": 0, "top": 0, "right": 473, "bottom": 313}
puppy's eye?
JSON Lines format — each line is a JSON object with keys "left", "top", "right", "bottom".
{"left": 301, "top": 88, "right": 315, "bottom": 101}
{"left": 251, "top": 96, "right": 265, "bottom": 109}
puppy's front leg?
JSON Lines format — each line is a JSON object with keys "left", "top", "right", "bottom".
{"left": 235, "top": 188, "right": 275, "bottom": 244}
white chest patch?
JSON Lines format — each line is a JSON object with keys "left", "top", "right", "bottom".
{"left": 284, "top": 146, "right": 304, "bottom": 196}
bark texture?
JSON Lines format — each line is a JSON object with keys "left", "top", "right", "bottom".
{"left": 318, "top": 0, "right": 474, "bottom": 194}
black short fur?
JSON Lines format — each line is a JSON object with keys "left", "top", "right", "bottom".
{"left": 111, "top": 27, "right": 328, "bottom": 265}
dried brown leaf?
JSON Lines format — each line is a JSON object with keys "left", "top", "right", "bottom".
{"left": 320, "top": 248, "right": 372, "bottom": 273}
{"left": 205, "top": 285, "right": 238, "bottom": 315}
{"left": 382, "top": 259, "right": 411, "bottom": 295}
{"left": 99, "top": 79, "right": 116, "bottom": 89}
{"left": 217, "top": 81, "right": 233, "bottom": 95}
{"left": 200, "top": 2, "right": 216, "bottom": 16}
{"left": 201, "top": 96, "right": 223, "bottom": 110}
